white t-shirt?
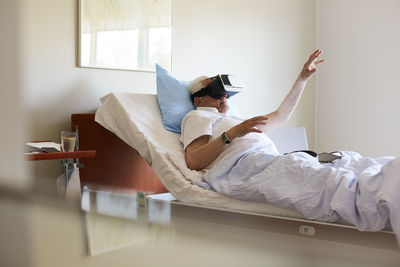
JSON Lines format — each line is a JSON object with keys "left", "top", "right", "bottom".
{"left": 181, "top": 107, "right": 279, "bottom": 170}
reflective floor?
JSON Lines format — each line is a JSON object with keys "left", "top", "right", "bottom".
{"left": 2, "top": 187, "right": 400, "bottom": 267}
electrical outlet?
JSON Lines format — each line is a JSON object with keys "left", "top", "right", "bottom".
{"left": 299, "top": 225, "right": 316, "bottom": 236}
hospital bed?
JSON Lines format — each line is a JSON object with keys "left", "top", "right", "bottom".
{"left": 73, "top": 92, "right": 308, "bottom": 218}
{"left": 71, "top": 92, "right": 399, "bottom": 251}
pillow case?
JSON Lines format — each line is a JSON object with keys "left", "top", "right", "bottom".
{"left": 156, "top": 64, "right": 242, "bottom": 133}
{"left": 156, "top": 64, "right": 194, "bottom": 133}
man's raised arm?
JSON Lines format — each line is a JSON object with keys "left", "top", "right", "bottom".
{"left": 259, "top": 49, "right": 324, "bottom": 133}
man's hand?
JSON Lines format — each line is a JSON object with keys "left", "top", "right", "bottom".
{"left": 300, "top": 49, "right": 325, "bottom": 81}
{"left": 185, "top": 115, "right": 268, "bottom": 170}
{"left": 226, "top": 115, "right": 269, "bottom": 141}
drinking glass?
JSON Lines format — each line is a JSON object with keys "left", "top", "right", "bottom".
{"left": 61, "top": 131, "right": 76, "bottom": 152}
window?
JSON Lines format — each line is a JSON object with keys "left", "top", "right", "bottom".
{"left": 79, "top": 0, "right": 172, "bottom": 72}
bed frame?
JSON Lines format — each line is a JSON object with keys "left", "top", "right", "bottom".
{"left": 71, "top": 113, "right": 168, "bottom": 193}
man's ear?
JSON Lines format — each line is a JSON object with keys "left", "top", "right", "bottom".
{"left": 193, "top": 97, "right": 201, "bottom": 107}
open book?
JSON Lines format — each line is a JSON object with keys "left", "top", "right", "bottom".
{"left": 25, "top": 142, "right": 61, "bottom": 153}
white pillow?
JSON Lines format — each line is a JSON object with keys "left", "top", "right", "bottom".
{"left": 96, "top": 92, "right": 180, "bottom": 164}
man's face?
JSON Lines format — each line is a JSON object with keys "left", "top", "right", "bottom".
{"left": 195, "top": 79, "right": 229, "bottom": 113}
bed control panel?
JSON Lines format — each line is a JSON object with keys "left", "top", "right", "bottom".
{"left": 299, "top": 225, "right": 316, "bottom": 236}
{"left": 137, "top": 191, "right": 146, "bottom": 209}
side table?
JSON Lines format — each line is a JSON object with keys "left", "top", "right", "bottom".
{"left": 26, "top": 149, "right": 96, "bottom": 185}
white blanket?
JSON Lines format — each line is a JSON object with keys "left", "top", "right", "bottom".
{"left": 205, "top": 149, "right": 398, "bottom": 233}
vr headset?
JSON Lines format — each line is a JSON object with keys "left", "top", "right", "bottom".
{"left": 191, "top": 74, "right": 244, "bottom": 100}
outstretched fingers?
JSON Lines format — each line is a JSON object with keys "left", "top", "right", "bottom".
{"left": 307, "top": 49, "right": 323, "bottom": 65}
{"left": 248, "top": 115, "right": 268, "bottom": 126}
{"left": 246, "top": 116, "right": 269, "bottom": 132}
{"left": 314, "top": 59, "right": 325, "bottom": 66}
{"left": 309, "top": 49, "right": 322, "bottom": 60}
{"left": 231, "top": 116, "right": 269, "bottom": 138}
{"left": 249, "top": 115, "right": 269, "bottom": 122}
{"left": 303, "top": 49, "right": 325, "bottom": 76}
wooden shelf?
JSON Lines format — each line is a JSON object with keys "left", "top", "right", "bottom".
{"left": 25, "top": 150, "right": 96, "bottom": 161}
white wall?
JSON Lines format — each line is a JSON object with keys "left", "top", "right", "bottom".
{"left": 316, "top": 0, "right": 400, "bottom": 157}
{"left": 19, "top": 0, "right": 159, "bottom": 180}
{"left": 19, "top": 0, "right": 316, "bottom": 180}
{"left": 173, "top": 0, "right": 317, "bottom": 138}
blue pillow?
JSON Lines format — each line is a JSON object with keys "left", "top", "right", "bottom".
{"left": 156, "top": 64, "right": 195, "bottom": 133}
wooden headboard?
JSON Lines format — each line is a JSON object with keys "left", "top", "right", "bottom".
{"left": 71, "top": 114, "right": 168, "bottom": 194}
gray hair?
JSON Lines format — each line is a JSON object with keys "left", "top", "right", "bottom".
{"left": 188, "top": 75, "right": 209, "bottom": 95}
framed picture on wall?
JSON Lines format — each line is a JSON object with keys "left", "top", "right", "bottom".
{"left": 78, "top": 0, "right": 172, "bottom": 72}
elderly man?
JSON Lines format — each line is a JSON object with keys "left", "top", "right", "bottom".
{"left": 178, "top": 50, "right": 399, "bottom": 236}
{"left": 181, "top": 49, "right": 324, "bottom": 171}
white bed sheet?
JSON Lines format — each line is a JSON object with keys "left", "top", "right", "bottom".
{"left": 95, "top": 92, "right": 305, "bottom": 219}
